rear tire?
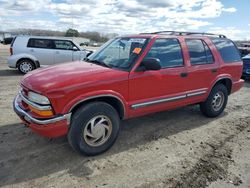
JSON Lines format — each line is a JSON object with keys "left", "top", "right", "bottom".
{"left": 17, "top": 59, "right": 35, "bottom": 74}
{"left": 67, "top": 102, "right": 120, "bottom": 156}
{"left": 200, "top": 84, "right": 228, "bottom": 117}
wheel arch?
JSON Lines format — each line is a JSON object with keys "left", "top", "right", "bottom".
{"left": 210, "top": 77, "right": 232, "bottom": 95}
{"left": 16, "top": 57, "right": 40, "bottom": 68}
{"left": 69, "top": 95, "right": 126, "bottom": 120}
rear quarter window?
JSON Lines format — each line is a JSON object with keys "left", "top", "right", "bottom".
{"left": 211, "top": 38, "right": 241, "bottom": 63}
{"left": 27, "top": 38, "right": 54, "bottom": 49}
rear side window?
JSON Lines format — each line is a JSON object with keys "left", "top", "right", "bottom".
{"left": 145, "top": 38, "right": 184, "bottom": 68}
{"left": 27, "top": 39, "right": 54, "bottom": 49}
{"left": 186, "top": 39, "right": 214, "bottom": 65}
{"left": 211, "top": 38, "right": 241, "bottom": 63}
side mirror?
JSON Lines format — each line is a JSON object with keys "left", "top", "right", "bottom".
{"left": 136, "top": 58, "right": 161, "bottom": 71}
{"left": 86, "top": 51, "right": 93, "bottom": 57}
{"left": 72, "top": 46, "right": 78, "bottom": 51}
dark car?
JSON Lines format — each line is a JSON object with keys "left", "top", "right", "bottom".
{"left": 3, "top": 37, "right": 14, "bottom": 45}
{"left": 242, "top": 54, "right": 250, "bottom": 79}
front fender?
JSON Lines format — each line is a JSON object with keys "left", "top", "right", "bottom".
{"left": 61, "top": 90, "right": 129, "bottom": 118}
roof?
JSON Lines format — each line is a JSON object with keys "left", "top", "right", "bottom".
{"left": 15, "top": 35, "right": 77, "bottom": 41}
{"left": 121, "top": 31, "right": 227, "bottom": 39}
{"left": 139, "top": 31, "right": 227, "bottom": 38}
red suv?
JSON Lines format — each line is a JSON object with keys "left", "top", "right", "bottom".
{"left": 14, "top": 31, "right": 244, "bottom": 155}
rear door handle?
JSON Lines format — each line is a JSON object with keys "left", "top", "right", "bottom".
{"left": 55, "top": 51, "right": 60, "bottom": 54}
{"left": 30, "top": 49, "right": 34, "bottom": 52}
{"left": 180, "top": 72, "right": 188, "bottom": 77}
{"left": 211, "top": 68, "right": 218, "bottom": 73}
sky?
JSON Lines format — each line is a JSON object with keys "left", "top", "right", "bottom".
{"left": 0, "top": 0, "right": 249, "bottom": 40}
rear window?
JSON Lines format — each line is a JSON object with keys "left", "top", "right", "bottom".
{"left": 27, "top": 38, "right": 54, "bottom": 49}
{"left": 211, "top": 38, "right": 241, "bottom": 63}
{"left": 10, "top": 37, "right": 16, "bottom": 47}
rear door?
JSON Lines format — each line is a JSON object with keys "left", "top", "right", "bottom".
{"left": 184, "top": 38, "right": 219, "bottom": 101}
{"left": 27, "top": 38, "right": 55, "bottom": 66}
{"left": 53, "top": 40, "right": 75, "bottom": 64}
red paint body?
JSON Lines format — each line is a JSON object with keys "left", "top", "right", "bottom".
{"left": 16, "top": 34, "right": 244, "bottom": 138}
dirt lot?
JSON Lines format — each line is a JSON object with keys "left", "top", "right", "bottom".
{"left": 0, "top": 44, "right": 249, "bottom": 188}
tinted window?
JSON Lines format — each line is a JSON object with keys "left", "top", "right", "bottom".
{"left": 145, "top": 38, "right": 184, "bottom": 68}
{"left": 212, "top": 38, "right": 241, "bottom": 63}
{"left": 186, "top": 39, "right": 214, "bottom": 65}
{"left": 54, "top": 40, "right": 75, "bottom": 50}
{"left": 243, "top": 59, "right": 250, "bottom": 64}
{"left": 27, "top": 39, "right": 54, "bottom": 49}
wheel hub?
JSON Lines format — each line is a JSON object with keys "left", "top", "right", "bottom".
{"left": 92, "top": 125, "right": 105, "bottom": 138}
{"left": 212, "top": 91, "right": 224, "bottom": 111}
{"left": 83, "top": 115, "right": 112, "bottom": 147}
{"left": 20, "top": 62, "right": 32, "bottom": 73}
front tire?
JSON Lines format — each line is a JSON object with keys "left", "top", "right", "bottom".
{"left": 67, "top": 102, "right": 120, "bottom": 156}
{"left": 17, "top": 59, "right": 35, "bottom": 74}
{"left": 200, "top": 84, "right": 228, "bottom": 117}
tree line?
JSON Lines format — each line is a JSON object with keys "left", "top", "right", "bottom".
{"left": 6, "top": 28, "right": 118, "bottom": 43}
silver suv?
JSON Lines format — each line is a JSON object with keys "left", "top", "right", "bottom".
{"left": 8, "top": 36, "right": 90, "bottom": 73}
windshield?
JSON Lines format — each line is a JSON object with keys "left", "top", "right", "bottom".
{"left": 86, "top": 37, "right": 149, "bottom": 71}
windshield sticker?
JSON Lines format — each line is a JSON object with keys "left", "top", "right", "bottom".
{"left": 133, "top": 47, "right": 142, "bottom": 54}
{"left": 129, "top": 38, "right": 146, "bottom": 43}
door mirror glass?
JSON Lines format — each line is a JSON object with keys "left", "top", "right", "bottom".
{"left": 137, "top": 58, "right": 161, "bottom": 71}
{"left": 72, "top": 46, "right": 78, "bottom": 51}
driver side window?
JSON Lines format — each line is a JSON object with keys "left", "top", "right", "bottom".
{"left": 145, "top": 38, "right": 184, "bottom": 68}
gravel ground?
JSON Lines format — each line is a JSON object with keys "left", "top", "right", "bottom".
{"left": 0, "top": 44, "right": 249, "bottom": 188}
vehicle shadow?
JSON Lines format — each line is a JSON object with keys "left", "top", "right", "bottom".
{"left": 0, "top": 105, "right": 228, "bottom": 186}
{"left": 243, "top": 79, "right": 250, "bottom": 87}
{"left": 0, "top": 69, "right": 21, "bottom": 77}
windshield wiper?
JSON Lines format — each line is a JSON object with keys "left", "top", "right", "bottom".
{"left": 85, "top": 59, "right": 111, "bottom": 68}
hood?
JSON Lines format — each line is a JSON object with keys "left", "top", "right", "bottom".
{"left": 21, "top": 61, "right": 121, "bottom": 94}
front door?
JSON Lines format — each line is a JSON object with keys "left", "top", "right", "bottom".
{"left": 53, "top": 40, "right": 74, "bottom": 64}
{"left": 128, "top": 38, "right": 189, "bottom": 117}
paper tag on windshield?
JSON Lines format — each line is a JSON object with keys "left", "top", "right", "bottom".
{"left": 129, "top": 38, "right": 146, "bottom": 43}
{"left": 133, "top": 48, "right": 142, "bottom": 54}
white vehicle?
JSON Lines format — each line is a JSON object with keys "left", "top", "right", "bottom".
{"left": 8, "top": 36, "right": 91, "bottom": 74}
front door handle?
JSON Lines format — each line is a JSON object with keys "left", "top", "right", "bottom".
{"left": 180, "top": 72, "right": 188, "bottom": 77}
{"left": 211, "top": 68, "right": 218, "bottom": 73}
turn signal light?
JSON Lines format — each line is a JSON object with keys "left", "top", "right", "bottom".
{"left": 29, "top": 105, "right": 54, "bottom": 116}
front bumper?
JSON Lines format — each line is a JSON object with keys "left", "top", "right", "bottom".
{"left": 14, "top": 95, "right": 71, "bottom": 138}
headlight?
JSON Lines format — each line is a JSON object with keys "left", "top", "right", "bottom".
{"left": 28, "top": 91, "right": 50, "bottom": 105}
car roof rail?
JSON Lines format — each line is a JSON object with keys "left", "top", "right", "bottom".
{"left": 140, "top": 31, "right": 227, "bottom": 38}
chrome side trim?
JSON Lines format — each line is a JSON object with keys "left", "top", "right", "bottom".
{"left": 19, "top": 91, "right": 52, "bottom": 110}
{"left": 14, "top": 96, "right": 71, "bottom": 125}
{"left": 131, "top": 95, "right": 186, "bottom": 109}
{"left": 131, "top": 89, "right": 207, "bottom": 109}
{"left": 186, "top": 90, "right": 207, "bottom": 97}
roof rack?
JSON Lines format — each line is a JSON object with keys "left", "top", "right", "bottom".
{"left": 140, "top": 31, "right": 227, "bottom": 38}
